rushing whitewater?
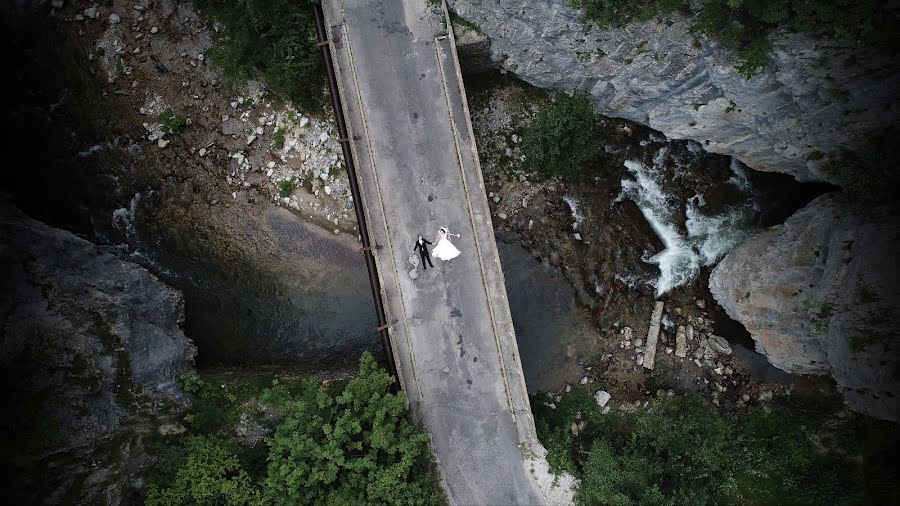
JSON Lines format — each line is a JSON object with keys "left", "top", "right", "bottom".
{"left": 618, "top": 153, "right": 758, "bottom": 296}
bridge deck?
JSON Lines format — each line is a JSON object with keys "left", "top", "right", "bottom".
{"left": 323, "top": 1, "right": 547, "bottom": 503}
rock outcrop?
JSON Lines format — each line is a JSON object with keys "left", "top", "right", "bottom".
{"left": 1, "top": 200, "right": 195, "bottom": 504}
{"left": 710, "top": 194, "right": 899, "bottom": 421}
{"left": 448, "top": 0, "right": 900, "bottom": 181}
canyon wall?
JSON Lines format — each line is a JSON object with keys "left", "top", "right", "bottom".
{"left": 449, "top": 0, "right": 900, "bottom": 181}
{"left": 1, "top": 200, "right": 195, "bottom": 503}
{"left": 710, "top": 195, "right": 899, "bottom": 421}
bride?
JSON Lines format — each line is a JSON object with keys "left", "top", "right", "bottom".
{"left": 432, "top": 227, "right": 461, "bottom": 261}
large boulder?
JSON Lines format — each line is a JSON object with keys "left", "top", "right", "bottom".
{"left": 710, "top": 194, "right": 899, "bottom": 421}
{"left": 1, "top": 200, "right": 195, "bottom": 504}
{"left": 448, "top": 0, "right": 900, "bottom": 181}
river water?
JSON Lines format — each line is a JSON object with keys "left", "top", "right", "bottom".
{"left": 498, "top": 241, "right": 601, "bottom": 392}
{"left": 617, "top": 147, "right": 760, "bottom": 296}
{"left": 119, "top": 195, "right": 379, "bottom": 367}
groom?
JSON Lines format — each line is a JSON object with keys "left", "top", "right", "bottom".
{"left": 413, "top": 234, "right": 434, "bottom": 269}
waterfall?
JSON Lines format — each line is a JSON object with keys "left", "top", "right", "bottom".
{"left": 618, "top": 151, "right": 758, "bottom": 296}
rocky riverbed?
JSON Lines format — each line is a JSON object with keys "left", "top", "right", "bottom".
{"left": 465, "top": 72, "right": 830, "bottom": 415}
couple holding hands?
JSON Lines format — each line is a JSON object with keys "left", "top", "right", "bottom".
{"left": 413, "top": 227, "right": 461, "bottom": 269}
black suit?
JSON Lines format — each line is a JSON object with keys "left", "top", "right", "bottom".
{"left": 413, "top": 238, "right": 434, "bottom": 269}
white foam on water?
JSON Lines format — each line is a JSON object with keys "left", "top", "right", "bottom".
{"left": 727, "top": 158, "right": 753, "bottom": 192}
{"left": 112, "top": 191, "right": 153, "bottom": 246}
{"left": 562, "top": 194, "right": 585, "bottom": 230}
{"left": 618, "top": 151, "right": 758, "bottom": 296}
{"left": 686, "top": 140, "right": 704, "bottom": 155}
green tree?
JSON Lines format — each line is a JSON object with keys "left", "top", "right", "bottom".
{"left": 522, "top": 93, "right": 606, "bottom": 181}
{"left": 149, "top": 354, "right": 444, "bottom": 506}
{"left": 193, "top": 0, "right": 324, "bottom": 110}
{"left": 145, "top": 436, "right": 262, "bottom": 506}
{"left": 532, "top": 389, "right": 897, "bottom": 505}
{"left": 262, "top": 353, "right": 442, "bottom": 505}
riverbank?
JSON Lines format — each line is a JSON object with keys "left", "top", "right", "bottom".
{"left": 5, "top": 0, "right": 381, "bottom": 367}
{"left": 464, "top": 71, "right": 832, "bottom": 414}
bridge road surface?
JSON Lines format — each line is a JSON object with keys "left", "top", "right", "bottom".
{"left": 323, "top": 0, "right": 547, "bottom": 503}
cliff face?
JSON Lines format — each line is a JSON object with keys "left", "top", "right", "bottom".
{"left": 710, "top": 194, "right": 900, "bottom": 421}
{"left": 1, "top": 201, "right": 195, "bottom": 504}
{"left": 448, "top": 0, "right": 900, "bottom": 181}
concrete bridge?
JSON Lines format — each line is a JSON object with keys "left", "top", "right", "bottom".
{"left": 318, "top": 1, "right": 572, "bottom": 504}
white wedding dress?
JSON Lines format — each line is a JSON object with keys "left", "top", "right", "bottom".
{"left": 432, "top": 230, "right": 461, "bottom": 261}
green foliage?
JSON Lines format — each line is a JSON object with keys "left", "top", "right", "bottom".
{"left": 272, "top": 128, "right": 286, "bottom": 150}
{"left": 569, "top": 0, "right": 687, "bottom": 28}
{"left": 158, "top": 109, "right": 187, "bottom": 135}
{"left": 263, "top": 353, "right": 441, "bottom": 505}
{"left": 735, "top": 36, "right": 773, "bottom": 79}
{"left": 821, "top": 134, "right": 900, "bottom": 214}
{"left": 181, "top": 376, "right": 228, "bottom": 434}
{"left": 534, "top": 389, "right": 900, "bottom": 505}
{"left": 278, "top": 177, "right": 297, "bottom": 198}
{"left": 178, "top": 371, "right": 204, "bottom": 395}
{"left": 148, "top": 354, "right": 443, "bottom": 506}
{"left": 146, "top": 436, "right": 261, "bottom": 506}
{"left": 572, "top": 0, "right": 896, "bottom": 79}
{"left": 450, "top": 12, "right": 482, "bottom": 33}
{"left": 690, "top": 0, "right": 894, "bottom": 78}
{"left": 193, "top": 0, "right": 324, "bottom": 110}
{"left": 522, "top": 93, "right": 607, "bottom": 181}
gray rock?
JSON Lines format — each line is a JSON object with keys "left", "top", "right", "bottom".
{"left": 109, "top": 13, "right": 121, "bottom": 24}
{"left": 448, "top": 0, "right": 900, "bottom": 181}
{"left": 643, "top": 301, "right": 664, "bottom": 370}
{"left": 674, "top": 326, "right": 687, "bottom": 358}
{"left": 711, "top": 194, "right": 900, "bottom": 421}
{"left": 453, "top": 19, "right": 497, "bottom": 75}
{"left": 51, "top": 0, "right": 64, "bottom": 8}
{"left": 708, "top": 335, "right": 732, "bottom": 355}
{"left": 1, "top": 201, "right": 194, "bottom": 503}
{"left": 594, "top": 390, "right": 611, "bottom": 408}
{"left": 158, "top": 423, "right": 187, "bottom": 437}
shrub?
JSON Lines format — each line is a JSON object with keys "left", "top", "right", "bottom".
{"left": 821, "top": 135, "right": 900, "bottom": 214}
{"left": 569, "top": 0, "right": 688, "bottom": 28}
{"left": 690, "top": 0, "right": 896, "bottom": 78}
{"left": 572, "top": 0, "right": 898, "bottom": 79}
{"left": 533, "top": 389, "right": 897, "bottom": 505}
{"left": 272, "top": 128, "right": 286, "bottom": 150}
{"left": 147, "top": 354, "right": 443, "bottom": 506}
{"left": 278, "top": 177, "right": 297, "bottom": 198}
{"left": 193, "top": 0, "right": 324, "bottom": 111}
{"left": 521, "top": 93, "right": 606, "bottom": 180}
{"left": 145, "top": 436, "right": 261, "bottom": 506}
{"left": 262, "top": 353, "right": 442, "bottom": 505}
{"left": 158, "top": 109, "right": 186, "bottom": 135}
